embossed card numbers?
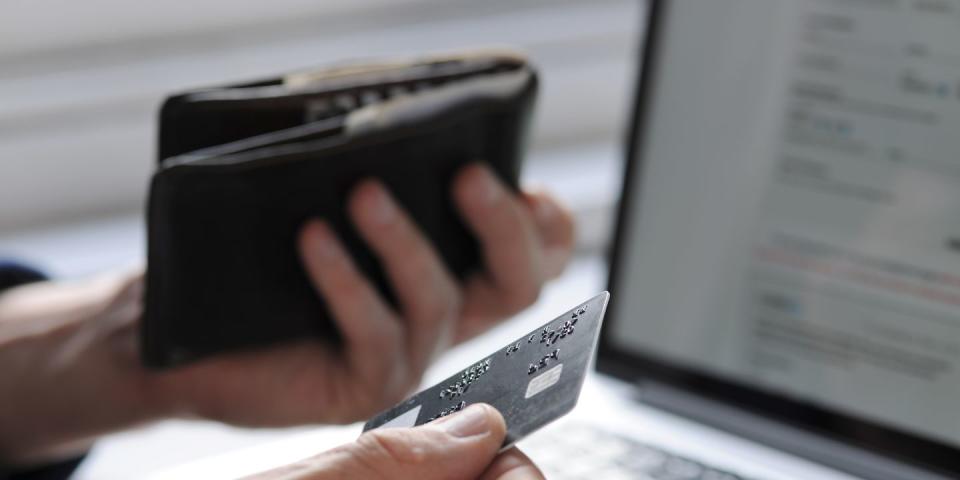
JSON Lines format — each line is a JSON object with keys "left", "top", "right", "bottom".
{"left": 364, "top": 292, "right": 609, "bottom": 448}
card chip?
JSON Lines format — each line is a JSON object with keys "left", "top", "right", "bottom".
{"left": 525, "top": 363, "right": 563, "bottom": 399}
{"left": 363, "top": 292, "right": 609, "bottom": 447}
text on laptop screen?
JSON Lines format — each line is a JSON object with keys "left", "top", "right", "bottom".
{"left": 610, "top": 0, "right": 960, "bottom": 449}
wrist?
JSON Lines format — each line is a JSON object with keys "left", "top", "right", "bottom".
{"left": 0, "top": 268, "right": 163, "bottom": 465}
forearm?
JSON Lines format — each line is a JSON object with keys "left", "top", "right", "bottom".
{"left": 0, "top": 270, "right": 159, "bottom": 466}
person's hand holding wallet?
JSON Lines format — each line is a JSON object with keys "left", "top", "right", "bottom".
{"left": 0, "top": 50, "right": 574, "bottom": 469}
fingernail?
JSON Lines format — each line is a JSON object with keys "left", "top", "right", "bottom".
{"left": 433, "top": 404, "right": 491, "bottom": 438}
{"left": 366, "top": 183, "right": 397, "bottom": 226}
{"left": 468, "top": 167, "right": 500, "bottom": 207}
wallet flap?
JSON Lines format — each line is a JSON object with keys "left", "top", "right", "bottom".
{"left": 158, "top": 50, "right": 531, "bottom": 160}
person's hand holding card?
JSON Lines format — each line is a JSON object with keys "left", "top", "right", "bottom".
{"left": 245, "top": 293, "right": 607, "bottom": 480}
{"left": 246, "top": 404, "right": 545, "bottom": 480}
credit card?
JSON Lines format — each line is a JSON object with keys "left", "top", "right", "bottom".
{"left": 363, "top": 291, "right": 610, "bottom": 448}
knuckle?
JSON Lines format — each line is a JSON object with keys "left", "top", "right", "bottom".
{"left": 331, "top": 275, "right": 369, "bottom": 307}
{"left": 401, "top": 246, "right": 436, "bottom": 280}
{"left": 420, "top": 284, "right": 462, "bottom": 322}
{"left": 371, "top": 329, "right": 401, "bottom": 358}
{"left": 355, "top": 351, "right": 414, "bottom": 415}
{"left": 445, "top": 287, "right": 464, "bottom": 318}
{"left": 364, "top": 317, "right": 400, "bottom": 348}
{"left": 356, "top": 429, "right": 430, "bottom": 468}
{"left": 353, "top": 333, "right": 398, "bottom": 378}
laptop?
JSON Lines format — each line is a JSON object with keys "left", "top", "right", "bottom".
{"left": 521, "top": 1, "right": 960, "bottom": 479}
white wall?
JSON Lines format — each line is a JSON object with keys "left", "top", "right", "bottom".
{"left": 0, "top": 0, "right": 641, "bottom": 233}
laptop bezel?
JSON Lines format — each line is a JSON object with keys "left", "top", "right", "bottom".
{"left": 597, "top": 1, "right": 960, "bottom": 477}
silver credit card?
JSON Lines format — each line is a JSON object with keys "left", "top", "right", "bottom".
{"left": 363, "top": 292, "right": 610, "bottom": 448}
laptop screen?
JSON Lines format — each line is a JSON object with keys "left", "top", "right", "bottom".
{"left": 602, "top": 0, "right": 960, "bottom": 476}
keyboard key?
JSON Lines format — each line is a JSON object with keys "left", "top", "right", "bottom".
{"left": 617, "top": 449, "right": 668, "bottom": 473}
{"left": 521, "top": 423, "right": 758, "bottom": 480}
{"left": 594, "top": 466, "right": 655, "bottom": 480}
{"left": 663, "top": 456, "right": 704, "bottom": 478}
{"left": 701, "top": 470, "right": 744, "bottom": 480}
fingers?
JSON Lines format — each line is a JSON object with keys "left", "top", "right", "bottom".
{"left": 453, "top": 164, "right": 545, "bottom": 315}
{"left": 298, "top": 221, "right": 410, "bottom": 405}
{"left": 245, "top": 403, "right": 508, "bottom": 480}
{"left": 521, "top": 191, "right": 576, "bottom": 279}
{"left": 480, "top": 448, "right": 546, "bottom": 480}
{"left": 348, "top": 181, "right": 461, "bottom": 373}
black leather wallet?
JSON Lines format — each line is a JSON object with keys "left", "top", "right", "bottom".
{"left": 143, "top": 51, "right": 538, "bottom": 368}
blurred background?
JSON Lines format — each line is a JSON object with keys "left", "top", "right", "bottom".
{"left": 1, "top": 0, "right": 643, "bottom": 278}
{"left": 1, "top": 0, "right": 643, "bottom": 477}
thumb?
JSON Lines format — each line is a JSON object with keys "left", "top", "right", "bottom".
{"left": 248, "top": 403, "right": 507, "bottom": 480}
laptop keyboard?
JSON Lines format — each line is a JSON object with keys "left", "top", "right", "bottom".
{"left": 521, "top": 423, "right": 758, "bottom": 480}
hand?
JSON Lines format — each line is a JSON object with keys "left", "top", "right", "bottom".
{"left": 246, "top": 404, "right": 544, "bottom": 480}
{"left": 0, "top": 163, "right": 575, "bottom": 465}
{"left": 148, "top": 163, "right": 575, "bottom": 426}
